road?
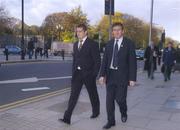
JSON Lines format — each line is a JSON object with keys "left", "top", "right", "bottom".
{"left": 0, "top": 60, "right": 144, "bottom": 106}
{"left": 0, "top": 61, "right": 72, "bottom": 106}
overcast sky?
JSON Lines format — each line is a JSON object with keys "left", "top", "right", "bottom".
{"left": 2, "top": 0, "right": 180, "bottom": 41}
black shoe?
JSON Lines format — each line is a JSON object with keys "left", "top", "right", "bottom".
{"left": 103, "top": 122, "right": 115, "bottom": 129}
{"left": 59, "top": 118, "right": 71, "bottom": 125}
{"left": 164, "top": 78, "right": 167, "bottom": 82}
{"left": 121, "top": 115, "right": 127, "bottom": 123}
{"left": 90, "top": 113, "right": 99, "bottom": 118}
{"left": 151, "top": 76, "right": 154, "bottom": 80}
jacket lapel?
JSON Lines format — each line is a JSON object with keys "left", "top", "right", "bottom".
{"left": 74, "top": 42, "right": 79, "bottom": 52}
{"left": 79, "top": 38, "right": 88, "bottom": 52}
{"left": 118, "top": 37, "right": 125, "bottom": 55}
{"left": 116, "top": 38, "right": 126, "bottom": 66}
{"left": 109, "top": 39, "right": 114, "bottom": 61}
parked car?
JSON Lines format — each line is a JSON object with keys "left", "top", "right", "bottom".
{"left": 4, "top": 45, "right": 21, "bottom": 55}
{"left": 136, "top": 49, "right": 144, "bottom": 60}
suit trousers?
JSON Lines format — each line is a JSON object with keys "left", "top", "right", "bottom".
{"left": 106, "top": 69, "right": 128, "bottom": 123}
{"left": 64, "top": 70, "right": 100, "bottom": 120}
{"left": 147, "top": 61, "right": 154, "bottom": 79}
{"left": 164, "top": 65, "right": 172, "bottom": 80}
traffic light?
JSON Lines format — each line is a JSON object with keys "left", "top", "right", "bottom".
{"left": 105, "top": 0, "right": 114, "bottom": 15}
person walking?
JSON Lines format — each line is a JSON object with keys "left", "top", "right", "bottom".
{"left": 162, "top": 41, "right": 176, "bottom": 81}
{"left": 27, "top": 38, "right": 34, "bottom": 59}
{"left": 4, "top": 47, "right": 8, "bottom": 61}
{"left": 99, "top": 22, "right": 137, "bottom": 129}
{"left": 59, "top": 23, "right": 101, "bottom": 124}
{"left": 61, "top": 49, "right": 65, "bottom": 60}
{"left": 144, "top": 41, "right": 158, "bottom": 79}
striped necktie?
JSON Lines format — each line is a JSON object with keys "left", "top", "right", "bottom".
{"left": 79, "top": 40, "right": 83, "bottom": 50}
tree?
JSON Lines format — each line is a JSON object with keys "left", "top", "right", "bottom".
{"left": 27, "top": 25, "right": 41, "bottom": 35}
{"left": 41, "top": 12, "right": 68, "bottom": 41}
{"left": 0, "top": 5, "right": 13, "bottom": 35}
{"left": 97, "top": 12, "right": 161, "bottom": 49}
{"left": 123, "top": 14, "right": 149, "bottom": 48}
{"left": 41, "top": 6, "right": 89, "bottom": 43}
{"left": 97, "top": 12, "right": 124, "bottom": 42}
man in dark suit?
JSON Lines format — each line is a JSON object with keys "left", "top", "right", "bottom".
{"left": 144, "top": 41, "right": 158, "bottom": 79}
{"left": 99, "top": 22, "right": 137, "bottom": 129}
{"left": 59, "top": 24, "right": 101, "bottom": 124}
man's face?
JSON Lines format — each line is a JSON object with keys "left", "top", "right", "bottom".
{"left": 112, "top": 26, "right": 124, "bottom": 39}
{"left": 168, "top": 43, "right": 172, "bottom": 48}
{"left": 76, "top": 27, "right": 87, "bottom": 40}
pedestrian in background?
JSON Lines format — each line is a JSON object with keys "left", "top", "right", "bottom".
{"left": 162, "top": 41, "right": 176, "bottom": 81}
{"left": 44, "top": 43, "right": 49, "bottom": 58}
{"left": 4, "top": 47, "right": 8, "bottom": 61}
{"left": 144, "top": 41, "right": 158, "bottom": 79}
{"left": 61, "top": 49, "right": 65, "bottom": 60}
{"left": 28, "top": 38, "right": 34, "bottom": 59}
{"left": 158, "top": 49, "right": 162, "bottom": 66}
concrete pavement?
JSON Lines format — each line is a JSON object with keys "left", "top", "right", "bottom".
{"left": 0, "top": 69, "right": 180, "bottom": 130}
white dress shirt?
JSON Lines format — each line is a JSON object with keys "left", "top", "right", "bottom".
{"left": 77, "top": 36, "right": 87, "bottom": 70}
{"left": 110, "top": 37, "right": 123, "bottom": 69}
{"left": 78, "top": 36, "right": 87, "bottom": 49}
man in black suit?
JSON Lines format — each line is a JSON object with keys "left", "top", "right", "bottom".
{"left": 144, "top": 41, "right": 158, "bottom": 79}
{"left": 99, "top": 22, "right": 137, "bottom": 129}
{"left": 59, "top": 24, "right": 101, "bottom": 124}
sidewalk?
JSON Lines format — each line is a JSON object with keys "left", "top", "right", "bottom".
{"left": 0, "top": 70, "right": 180, "bottom": 130}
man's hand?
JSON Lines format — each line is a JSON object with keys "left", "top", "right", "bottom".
{"left": 129, "top": 81, "right": 136, "bottom": 87}
{"left": 99, "top": 77, "right": 106, "bottom": 86}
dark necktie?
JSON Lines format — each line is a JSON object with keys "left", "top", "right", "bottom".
{"left": 112, "top": 40, "right": 119, "bottom": 68}
{"left": 79, "top": 40, "right": 83, "bottom": 50}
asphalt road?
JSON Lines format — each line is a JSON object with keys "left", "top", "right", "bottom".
{"left": 0, "top": 61, "right": 72, "bottom": 106}
{"left": 0, "top": 60, "right": 144, "bottom": 106}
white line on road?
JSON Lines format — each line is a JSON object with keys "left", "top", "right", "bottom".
{"left": 0, "top": 77, "right": 38, "bottom": 84}
{"left": 38, "top": 76, "right": 72, "bottom": 81}
{"left": 21, "top": 87, "right": 50, "bottom": 92}
{"left": 0, "top": 76, "right": 72, "bottom": 84}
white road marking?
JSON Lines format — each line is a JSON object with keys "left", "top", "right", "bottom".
{"left": 38, "top": 76, "right": 72, "bottom": 81}
{"left": 21, "top": 87, "right": 50, "bottom": 92}
{"left": 0, "top": 77, "right": 38, "bottom": 84}
{"left": 0, "top": 76, "right": 72, "bottom": 84}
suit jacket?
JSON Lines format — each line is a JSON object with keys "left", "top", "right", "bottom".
{"left": 163, "top": 47, "right": 176, "bottom": 66}
{"left": 99, "top": 37, "right": 137, "bottom": 85}
{"left": 144, "top": 46, "right": 158, "bottom": 71}
{"left": 72, "top": 37, "right": 101, "bottom": 79}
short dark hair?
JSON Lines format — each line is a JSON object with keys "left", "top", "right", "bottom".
{"left": 112, "top": 22, "right": 124, "bottom": 30}
{"left": 76, "top": 23, "right": 87, "bottom": 31}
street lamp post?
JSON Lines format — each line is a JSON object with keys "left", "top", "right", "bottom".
{"left": 148, "top": 0, "right": 154, "bottom": 46}
{"left": 21, "top": 0, "right": 25, "bottom": 60}
{"left": 148, "top": 0, "right": 155, "bottom": 79}
{"left": 109, "top": 0, "right": 112, "bottom": 40}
